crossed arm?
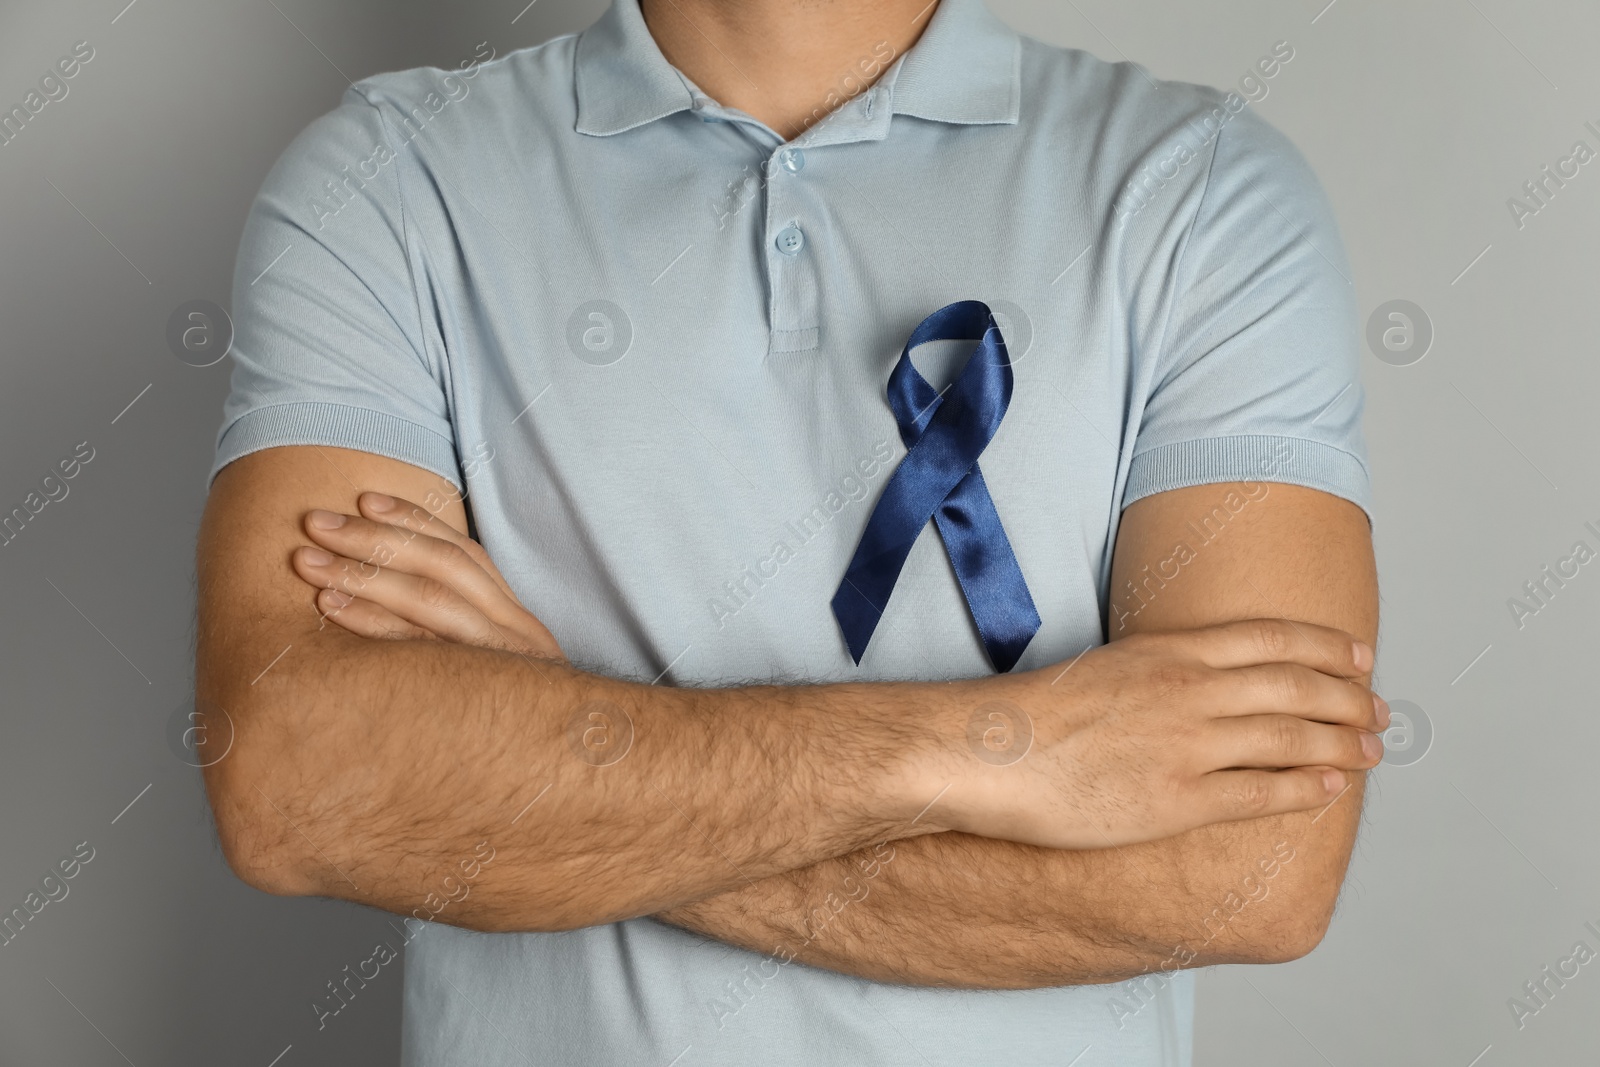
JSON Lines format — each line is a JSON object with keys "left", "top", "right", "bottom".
{"left": 196, "top": 444, "right": 1377, "bottom": 987}
{"left": 655, "top": 479, "right": 1377, "bottom": 987}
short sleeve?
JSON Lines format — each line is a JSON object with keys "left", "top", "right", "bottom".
{"left": 208, "top": 89, "right": 462, "bottom": 491}
{"left": 1123, "top": 104, "right": 1371, "bottom": 524}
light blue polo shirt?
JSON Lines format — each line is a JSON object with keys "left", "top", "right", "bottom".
{"left": 211, "top": 0, "right": 1371, "bottom": 1063}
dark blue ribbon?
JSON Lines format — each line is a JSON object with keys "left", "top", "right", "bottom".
{"left": 831, "top": 300, "right": 1041, "bottom": 673}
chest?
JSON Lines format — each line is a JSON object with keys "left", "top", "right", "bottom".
{"left": 408, "top": 123, "right": 1144, "bottom": 680}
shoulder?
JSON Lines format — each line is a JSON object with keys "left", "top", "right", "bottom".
{"left": 350, "top": 34, "right": 580, "bottom": 125}
{"left": 1014, "top": 36, "right": 1324, "bottom": 230}
{"left": 269, "top": 36, "right": 582, "bottom": 166}
{"left": 249, "top": 35, "right": 584, "bottom": 233}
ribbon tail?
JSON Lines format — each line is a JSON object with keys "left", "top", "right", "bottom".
{"left": 831, "top": 566, "right": 892, "bottom": 664}
{"left": 932, "top": 464, "right": 1041, "bottom": 672}
{"left": 831, "top": 458, "right": 949, "bottom": 664}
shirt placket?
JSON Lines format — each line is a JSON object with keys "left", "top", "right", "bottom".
{"left": 693, "top": 85, "right": 893, "bottom": 357}
{"left": 762, "top": 142, "right": 820, "bottom": 355}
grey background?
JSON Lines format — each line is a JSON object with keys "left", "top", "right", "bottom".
{"left": 0, "top": 0, "right": 1592, "bottom": 1063}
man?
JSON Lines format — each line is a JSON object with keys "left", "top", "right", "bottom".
{"left": 195, "top": 0, "right": 1383, "bottom": 1063}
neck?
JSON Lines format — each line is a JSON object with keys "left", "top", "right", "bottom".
{"left": 638, "top": 0, "right": 939, "bottom": 138}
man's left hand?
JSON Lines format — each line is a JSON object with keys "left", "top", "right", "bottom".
{"left": 289, "top": 490, "right": 564, "bottom": 662}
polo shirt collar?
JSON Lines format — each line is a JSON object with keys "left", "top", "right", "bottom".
{"left": 891, "top": 0, "right": 1020, "bottom": 126}
{"left": 574, "top": 0, "right": 1020, "bottom": 138}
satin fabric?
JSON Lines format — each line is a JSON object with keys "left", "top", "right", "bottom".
{"left": 832, "top": 300, "right": 1042, "bottom": 672}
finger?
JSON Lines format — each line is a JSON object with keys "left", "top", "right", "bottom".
{"left": 1206, "top": 715, "right": 1383, "bottom": 772}
{"left": 302, "top": 510, "right": 522, "bottom": 631}
{"left": 315, "top": 587, "right": 436, "bottom": 642}
{"left": 294, "top": 545, "right": 520, "bottom": 651}
{"left": 358, "top": 492, "right": 520, "bottom": 601}
{"left": 1188, "top": 618, "right": 1371, "bottom": 678}
{"left": 1208, "top": 663, "right": 1383, "bottom": 730}
{"left": 1197, "top": 767, "right": 1350, "bottom": 823}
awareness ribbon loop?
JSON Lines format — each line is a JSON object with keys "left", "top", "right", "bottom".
{"left": 831, "top": 300, "right": 1041, "bottom": 673}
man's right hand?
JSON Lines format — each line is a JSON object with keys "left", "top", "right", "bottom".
{"left": 918, "top": 619, "right": 1386, "bottom": 850}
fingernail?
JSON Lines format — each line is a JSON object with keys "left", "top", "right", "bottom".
{"left": 1361, "top": 731, "right": 1383, "bottom": 761}
{"left": 1322, "top": 769, "right": 1345, "bottom": 794}
{"left": 300, "top": 547, "right": 334, "bottom": 566}
{"left": 366, "top": 493, "right": 395, "bottom": 513}
{"left": 322, "top": 588, "right": 351, "bottom": 608}
{"left": 1374, "top": 695, "right": 1391, "bottom": 730}
{"left": 309, "top": 509, "right": 346, "bottom": 529}
{"left": 1352, "top": 641, "right": 1373, "bottom": 672}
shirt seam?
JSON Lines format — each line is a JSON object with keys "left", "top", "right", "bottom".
{"left": 355, "top": 88, "right": 458, "bottom": 468}
{"left": 1144, "top": 100, "right": 1227, "bottom": 379}
{"left": 353, "top": 93, "right": 429, "bottom": 373}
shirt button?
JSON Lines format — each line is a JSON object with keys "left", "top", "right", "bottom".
{"left": 780, "top": 148, "right": 805, "bottom": 173}
{"left": 775, "top": 226, "right": 805, "bottom": 256}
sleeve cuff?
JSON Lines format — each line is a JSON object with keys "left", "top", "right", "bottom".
{"left": 208, "top": 402, "right": 463, "bottom": 492}
{"left": 1124, "top": 434, "right": 1372, "bottom": 525}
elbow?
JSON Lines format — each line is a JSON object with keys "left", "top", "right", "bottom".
{"left": 1247, "top": 913, "right": 1332, "bottom": 965}
{"left": 212, "top": 814, "right": 309, "bottom": 899}
{"left": 212, "top": 814, "right": 304, "bottom": 898}
{"left": 194, "top": 684, "right": 320, "bottom": 899}
{"left": 1228, "top": 896, "right": 1339, "bottom": 966}
{"left": 205, "top": 755, "right": 319, "bottom": 898}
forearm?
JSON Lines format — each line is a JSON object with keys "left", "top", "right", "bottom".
{"left": 658, "top": 775, "right": 1363, "bottom": 988}
{"left": 200, "top": 624, "right": 943, "bottom": 932}
{"left": 202, "top": 455, "right": 1379, "bottom": 956}
{"left": 660, "top": 481, "right": 1380, "bottom": 988}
